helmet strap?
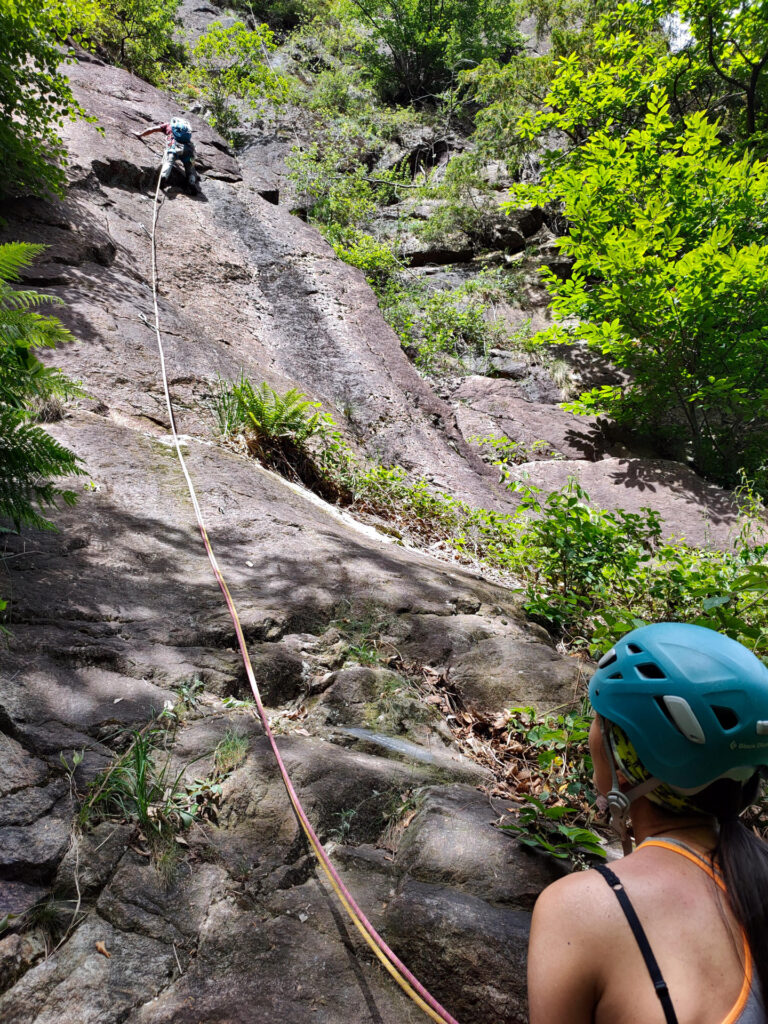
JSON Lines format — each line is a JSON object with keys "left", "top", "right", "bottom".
{"left": 598, "top": 716, "right": 661, "bottom": 855}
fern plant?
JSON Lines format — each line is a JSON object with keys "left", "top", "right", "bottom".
{"left": 231, "top": 379, "right": 325, "bottom": 446}
{"left": 0, "top": 242, "right": 84, "bottom": 534}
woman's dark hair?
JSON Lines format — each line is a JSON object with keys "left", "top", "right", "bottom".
{"left": 694, "top": 774, "right": 768, "bottom": 1005}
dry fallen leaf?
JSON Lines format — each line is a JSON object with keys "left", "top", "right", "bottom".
{"left": 95, "top": 941, "right": 111, "bottom": 959}
{"left": 400, "top": 809, "right": 417, "bottom": 830}
{"left": 293, "top": 728, "right": 310, "bottom": 737}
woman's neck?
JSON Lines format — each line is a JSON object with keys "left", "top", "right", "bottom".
{"left": 629, "top": 796, "right": 719, "bottom": 851}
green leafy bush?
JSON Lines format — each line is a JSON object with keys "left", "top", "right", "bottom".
{"left": 378, "top": 279, "right": 505, "bottom": 372}
{"left": 508, "top": 478, "right": 664, "bottom": 631}
{"left": 309, "top": 68, "right": 360, "bottom": 113}
{"left": 339, "top": 0, "right": 522, "bottom": 102}
{"left": 331, "top": 232, "right": 402, "bottom": 286}
{"left": 0, "top": 1, "right": 88, "bottom": 197}
{"left": 509, "top": 86, "right": 768, "bottom": 488}
{"left": 289, "top": 131, "right": 410, "bottom": 235}
{"left": 498, "top": 704, "right": 605, "bottom": 867}
{"left": 184, "top": 21, "right": 294, "bottom": 139}
{"left": 503, "top": 476, "right": 768, "bottom": 656}
{"left": 86, "top": 0, "right": 183, "bottom": 82}
{"left": 500, "top": 796, "right": 606, "bottom": 865}
{"left": 470, "top": 434, "right": 562, "bottom": 465}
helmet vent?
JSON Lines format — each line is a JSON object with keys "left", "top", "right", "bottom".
{"left": 637, "top": 662, "right": 666, "bottom": 680}
{"left": 711, "top": 705, "right": 739, "bottom": 730}
{"left": 598, "top": 649, "right": 617, "bottom": 669}
{"left": 608, "top": 672, "right": 623, "bottom": 680}
{"left": 627, "top": 643, "right": 643, "bottom": 654}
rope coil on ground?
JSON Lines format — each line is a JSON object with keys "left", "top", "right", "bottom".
{"left": 146, "top": 170, "right": 460, "bottom": 1024}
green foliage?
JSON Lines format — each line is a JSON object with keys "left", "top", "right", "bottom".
{"left": 500, "top": 795, "right": 606, "bottom": 864}
{"left": 80, "top": 729, "right": 194, "bottom": 836}
{"left": 673, "top": 0, "right": 768, "bottom": 141}
{"left": 86, "top": 0, "right": 182, "bottom": 82}
{"left": 309, "top": 68, "right": 361, "bottom": 113}
{"left": 331, "top": 232, "right": 402, "bottom": 286}
{"left": 0, "top": 0, "right": 88, "bottom": 197}
{"left": 238, "top": 0, "right": 329, "bottom": 31}
{"left": 498, "top": 704, "right": 604, "bottom": 867}
{"left": 462, "top": 0, "right": 633, "bottom": 162}
{"left": 328, "top": 806, "right": 358, "bottom": 843}
{"left": 209, "top": 375, "right": 242, "bottom": 437}
{"left": 378, "top": 278, "right": 505, "bottom": 372}
{"left": 415, "top": 154, "right": 503, "bottom": 247}
{"left": 508, "top": 477, "right": 664, "bottom": 631}
{"left": 288, "top": 126, "right": 411, "bottom": 236}
{"left": 339, "top": 0, "right": 523, "bottom": 102}
{"left": 470, "top": 434, "right": 562, "bottom": 465}
{"left": 81, "top": 720, "right": 247, "bottom": 852}
{"left": 502, "top": 475, "right": 768, "bottom": 656}
{"left": 510, "top": 86, "right": 768, "bottom": 487}
{"left": 514, "top": 6, "right": 679, "bottom": 156}
{"left": 185, "top": 21, "right": 294, "bottom": 139}
{"left": 331, "top": 603, "right": 387, "bottom": 665}
{"left": 232, "top": 378, "right": 328, "bottom": 447}
{"left": 212, "top": 382, "right": 768, "bottom": 664}
{"left": 0, "top": 243, "right": 84, "bottom": 534}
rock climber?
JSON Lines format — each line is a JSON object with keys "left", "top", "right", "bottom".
{"left": 134, "top": 116, "right": 198, "bottom": 194}
{"left": 527, "top": 622, "right": 768, "bottom": 1024}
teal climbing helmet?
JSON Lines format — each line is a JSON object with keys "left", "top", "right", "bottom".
{"left": 589, "top": 623, "right": 768, "bottom": 791}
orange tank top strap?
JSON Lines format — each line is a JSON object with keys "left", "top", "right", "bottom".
{"left": 639, "top": 838, "right": 754, "bottom": 1024}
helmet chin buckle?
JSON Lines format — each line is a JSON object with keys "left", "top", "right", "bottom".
{"left": 607, "top": 789, "right": 633, "bottom": 855}
{"left": 598, "top": 715, "right": 660, "bottom": 855}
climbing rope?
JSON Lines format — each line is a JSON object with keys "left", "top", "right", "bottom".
{"left": 146, "top": 169, "right": 460, "bottom": 1024}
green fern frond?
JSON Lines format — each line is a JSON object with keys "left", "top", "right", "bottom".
{"left": 0, "top": 243, "right": 47, "bottom": 282}
{"left": 233, "top": 380, "right": 324, "bottom": 443}
{"left": 0, "top": 408, "right": 84, "bottom": 530}
{"left": 0, "top": 288, "right": 64, "bottom": 311}
{"left": 0, "top": 241, "right": 83, "bottom": 536}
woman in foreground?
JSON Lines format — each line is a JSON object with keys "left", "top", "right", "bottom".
{"left": 528, "top": 623, "right": 768, "bottom": 1024}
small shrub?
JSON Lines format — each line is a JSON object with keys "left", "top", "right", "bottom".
{"left": 470, "top": 435, "right": 562, "bottom": 466}
{"left": 500, "top": 796, "right": 606, "bottom": 866}
{"left": 309, "top": 68, "right": 358, "bottom": 113}
{"left": 328, "top": 807, "right": 358, "bottom": 843}
{"left": 331, "top": 232, "right": 401, "bottom": 286}
{"left": 378, "top": 279, "right": 506, "bottom": 373}
{"left": 497, "top": 705, "right": 605, "bottom": 868}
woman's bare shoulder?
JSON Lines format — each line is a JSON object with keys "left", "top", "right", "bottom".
{"left": 534, "top": 864, "right": 614, "bottom": 920}
{"left": 528, "top": 866, "right": 618, "bottom": 1024}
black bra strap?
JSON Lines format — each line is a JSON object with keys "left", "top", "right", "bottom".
{"left": 594, "top": 864, "right": 678, "bottom": 1024}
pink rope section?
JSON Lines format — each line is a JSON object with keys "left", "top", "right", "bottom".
{"left": 146, "top": 172, "right": 460, "bottom": 1024}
